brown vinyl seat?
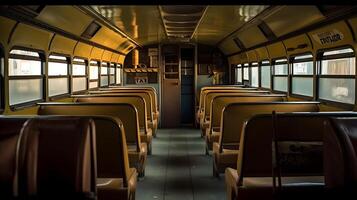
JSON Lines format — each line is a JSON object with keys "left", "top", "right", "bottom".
{"left": 92, "top": 89, "right": 158, "bottom": 136}
{"left": 224, "top": 112, "right": 353, "bottom": 200}
{"left": 199, "top": 90, "right": 269, "bottom": 137}
{"left": 74, "top": 95, "right": 153, "bottom": 155}
{"left": 205, "top": 95, "right": 286, "bottom": 154}
{"left": 0, "top": 117, "right": 29, "bottom": 198}
{"left": 213, "top": 102, "right": 320, "bottom": 176}
{"left": 37, "top": 103, "right": 147, "bottom": 177}
{"left": 17, "top": 117, "right": 97, "bottom": 199}
{"left": 324, "top": 117, "right": 357, "bottom": 197}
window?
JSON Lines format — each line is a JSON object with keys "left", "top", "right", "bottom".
{"left": 273, "top": 58, "right": 288, "bottom": 92}
{"left": 235, "top": 64, "right": 242, "bottom": 84}
{"left": 72, "top": 58, "right": 88, "bottom": 92}
{"left": 109, "top": 63, "right": 115, "bottom": 85}
{"left": 251, "top": 62, "right": 259, "bottom": 87}
{"left": 318, "top": 48, "right": 355, "bottom": 104}
{"left": 8, "top": 49, "right": 44, "bottom": 106}
{"left": 100, "top": 62, "right": 109, "bottom": 87}
{"left": 260, "top": 60, "right": 271, "bottom": 89}
{"left": 291, "top": 54, "right": 314, "bottom": 97}
{"left": 89, "top": 60, "right": 99, "bottom": 89}
{"left": 48, "top": 54, "right": 69, "bottom": 97}
{"left": 116, "top": 64, "right": 122, "bottom": 85}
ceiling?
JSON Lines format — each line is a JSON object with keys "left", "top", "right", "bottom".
{"left": 91, "top": 5, "right": 269, "bottom": 46}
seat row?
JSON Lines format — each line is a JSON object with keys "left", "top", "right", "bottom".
{"left": 1, "top": 86, "right": 159, "bottom": 200}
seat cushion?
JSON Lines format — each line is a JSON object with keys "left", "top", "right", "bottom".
{"left": 213, "top": 142, "right": 239, "bottom": 173}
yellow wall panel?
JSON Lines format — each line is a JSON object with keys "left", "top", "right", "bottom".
{"left": 117, "top": 55, "right": 125, "bottom": 64}
{"left": 283, "top": 34, "right": 313, "bottom": 56}
{"left": 348, "top": 16, "right": 357, "bottom": 43}
{"left": 246, "top": 50, "right": 258, "bottom": 62}
{"left": 50, "top": 35, "right": 77, "bottom": 55}
{"left": 254, "top": 47, "right": 269, "bottom": 61}
{"left": 308, "top": 21, "right": 353, "bottom": 50}
{"left": 73, "top": 42, "right": 92, "bottom": 58}
{"left": 266, "top": 42, "right": 286, "bottom": 59}
{"left": 90, "top": 47, "right": 104, "bottom": 60}
{"left": 239, "top": 52, "right": 248, "bottom": 64}
{"left": 0, "top": 16, "right": 16, "bottom": 47}
{"left": 91, "top": 27, "right": 127, "bottom": 51}
{"left": 101, "top": 50, "right": 112, "bottom": 62}
{"left": 10, "top": 23, "right": 54, "bottom": 51}
{"left": 111, "top": 53, "right": 119, "bottom": 63}
{"left": 218, "top": 38, "right": 240, "bottom": 55}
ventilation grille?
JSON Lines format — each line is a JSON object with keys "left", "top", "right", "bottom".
{"left": 81, "top": 21, "right": 101, "bottom": 39}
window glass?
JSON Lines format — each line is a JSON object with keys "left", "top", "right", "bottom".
{"left": 293, "top": 61, "right": 313, "bottom": 75}
{"left": 73, "top": 77, "right": 87, "bottom": 92}
{"left": 323, "top": 48, "right": 353, "bottom": 56}
{"left": 110, "top": 64, "right": 115, "bottom": 74}
{"left": 116, "top": 67, "right": 121, "bottom": 84}
{"left": 237, "top": 68, "right": 242, "bottom": 83}
{"left": 73, "top": 64, "right": 86, "bottom": 75}
{"left": 101, "top": 63, "right": 108, "bottom": 75}
{"left": 292, "top": 77, "right": 313, "bottom": 96}
{"left": 9, "top": 79, "right": 42, "bottom": 105}
{"left": 9, "top": 59, "right": 41, "bottom": 76}
{"left": 89, "top": 81, "right": 98, "bottom": 89}
{"left": 48, "top": 62, "right": 68, "bottom": 76}
{"left": 261, "top": 65, "right": 271, "bottom": 88}
{"left": 49, "top": 78, "right": 69, "bottom": 96}
{"left": 243, "top": 67, "right": 249, "bottom": 80}
{"left": 273, "top": 76, "right": 288, "bottom": 92}
{"left": 319, "top": 78, "right": 355, "bottom": 104}
{"left": 90, "top": 65, "right": 98, "bottom": 79}
{"left": 110, "top": 75, "right": 115, "bottom": 84}
{"left": 274, "top": 63, "right": 288, "bottom": 75}
{"left": 100, "top": 76, "right": 108, "bottom": 86}
{"left": 321, "top": 57, "right": 355, "bottom": 75}
{"left": 251, "top": 67, "right": 259, "bottom": 87}
{"left": 10, "top": 49, "right": 39, "bottom": 57}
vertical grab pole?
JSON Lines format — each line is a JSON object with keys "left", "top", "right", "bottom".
{"left": 272, "top": 110, "right": 282, "bottom": 198}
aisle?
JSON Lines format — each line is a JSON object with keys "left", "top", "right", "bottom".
{"left": 136, "top": 128, "right": 226, "bottom": 200}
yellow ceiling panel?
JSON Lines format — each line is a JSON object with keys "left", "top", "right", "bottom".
{"left": 266, "top": 42, "right": 286, "bottom": 59}
{"left": 91, "top": 26, "right": 127, "bottom": 51}
{"left": 236, "top": 25, "right": 268, "bottom": 48}
{"left": 37, "top": 6, "right": 92, "bottom": 36}
{"left": 90, "top": 47, "right": 104, "bottom": 60}
{"left": 111, "top": 53, "right": 119, "bottom": 63}
{"left": 101, "top": 50, "right": 112, "bottom": 62}
{"left": 255, "top": 47, "right": 270, "bottom": 61}
{"left": 194, "top": 5, "right": 268, "bottom": 45}
{"left": 264, "top": 6, "right": 324, "bottom": 38}
{"left": 93, "top": 6, "right": 165, "bottom": 46}
{"left": 218, "top": 38, "right": 240, "bottom": 55}
{"left": 246, "top": 50, "right": 258, "bottom": 62}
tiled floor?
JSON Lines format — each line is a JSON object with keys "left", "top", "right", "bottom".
{"left": 136, "top": 128, "right": 226, "bottom": 200}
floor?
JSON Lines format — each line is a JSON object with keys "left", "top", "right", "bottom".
{"left": 136, "top": 128, "right": 226, "bottom": 200}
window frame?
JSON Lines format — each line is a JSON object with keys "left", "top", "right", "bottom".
{"left": 100, "top": 61, "right": 109, "bottom": 87}
{"left": 48, "top": 53, "right": 71, "bottom": 100}
{"left": 8, "top": 47, "right": 45, "bottom": 110}
{"left": 259, "top": 60, "right": 271, "bottom": 90}
{"left": 289, "top": 52, "right": 314, "bottom": 100}
{"left": 0, "top": 45, "right": 4, "bottom": 113}
{"left": 89, "top": 60, "right": 100, "bottom": 90}
{"left": 272, "top": 57, "right": 289, "bottom": 94}
{"left": 316, "top": 46, "right": 356, "bottom": 107}
{"left": 243, "top": 63, "right": 250, "bottom": 84}
{"left": 72, "top": 56, "right": 88, "bottom": 94}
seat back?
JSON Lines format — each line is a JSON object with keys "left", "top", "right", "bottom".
{"left": 209, "top": 95, "right": 286, "bottom": 131}
{"left": 203, "top": 91, "right": 273, "bottom": 122}
{"left": 88, "top": 91, "right": 153, "bottom": 121}
{"left": 324, "top": 117, "right": 357, "bottom": 189}
{"left": 74, "top": 95, "right": 149, "bottom": 132}
{"left": 238, "top": 113, "right": 357, "bottom": 180}
{"left": 0, "top": 117, "right": 29, "bottom": 198}
{"left": 200, "top": 90, "right": 269, "bottom": 125}
{"left": 18, "top": 117, "right": 96, "bottom": 199}
{"left": 38, "top": 103, "right": 141, "bottom": 151}
{"left": 99, "top": 86, "right": 159, "bottom": 111}
{"left": 220, "top": 102, "right": 320, "bottom": 149}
